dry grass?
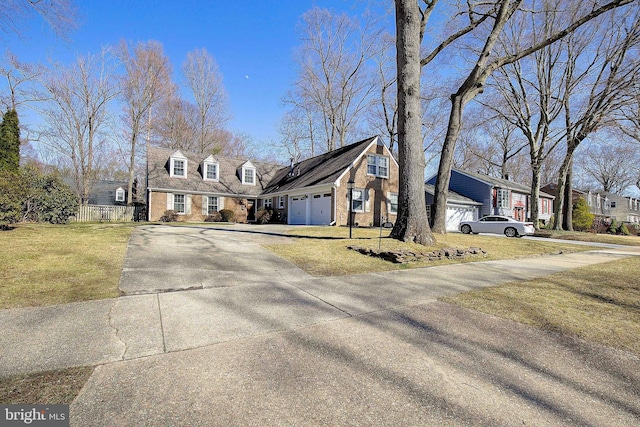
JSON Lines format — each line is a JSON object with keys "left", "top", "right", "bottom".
{"left": 266, "top": 226, "right": 595, "bottom": 276}
{"left": 0, "top": 366, "right": 94, "bottom": 404}
{"left": 442, "top": 256, "right": 640, "bottom": 356}
{"left": 0, "top": 223, "right": 134, "bottom": 309}
{"left": 536, "top": 230, "right": 640, "bottom": 246}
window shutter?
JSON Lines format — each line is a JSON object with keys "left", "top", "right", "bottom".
{"left": 365, "top": 189, "right": 371, "bottom": 212}
{"left": 167, "top": 193, "right": 173, "bottom": 210}
{"left": 219, "top": 197, "right": 224, "bottom": 210}
{"left": 202, "top": 196, "right": 208, "bottom": 215}
{"left": 186, "top": 195, "right": 192, "bottom": 214}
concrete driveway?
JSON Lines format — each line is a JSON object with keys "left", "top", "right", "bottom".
{"left": 1, "top": 224, "right": 639, "bottom": 426}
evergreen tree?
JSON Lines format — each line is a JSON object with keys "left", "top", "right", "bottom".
{"left": 572, "top": 197, "right": 594, "bottom": 231}
{"left": 0, "top": 109, "right": 20, "bottom": 172}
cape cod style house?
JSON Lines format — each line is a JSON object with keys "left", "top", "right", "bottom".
{"left": 146, "top": 136, "right": 399, "bottom": 227}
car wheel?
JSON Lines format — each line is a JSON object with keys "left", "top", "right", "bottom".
{"left": 504, "top": 227, "right": 517, "bottom": 238}
{"left": 461, "top": 224, "right": 472, "bottom": 234}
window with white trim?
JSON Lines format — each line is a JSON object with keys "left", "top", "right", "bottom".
{"left": 367, "top": 155, "right": 389, "bottom": 178}
{"left": 496, "top": 189, "right": 510, "bottom": 208}
{"left": 278, "top": 196, "right": 285, "bottom": 209}
{"left": 170, "top": 152, "right": 188, "bottom": 178}
{"left": 207, "top": 196, "right": 219, "bottom": 214}
{"left": 263, "top": 198, "right": 273, "bottom": 208}
{"left": 388, "top": 192, "right": 398, "bottom": 214}
{"left": 205, "top": 162, "right": 218, "bottom": 181}
{"left": 115, "top": 188, "right": 125, "bottom": 202}
{"left": 242, "top": 167, "right": 255, "bottom": 185}
{"left": 351, "top": 188, "right": 364, "bottom": 212}
{"left": 173, "top": 194, "right": 185, "bottom": 213}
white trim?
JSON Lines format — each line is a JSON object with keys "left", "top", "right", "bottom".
{"left": 115, "top": 187, "right": 125, "bottom": 202}
{"left": 169, "top": 151, "right": 188, "bottom": 178}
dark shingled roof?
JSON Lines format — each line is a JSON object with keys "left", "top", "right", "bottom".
{"left": 424, "top": 184, "right": 482, "bottom": 205}
{"left": 147, "top": 146, "right": 284, "bottom": 196}
{"left": 262, "top": 136, "right": 377, "bottom": 195}
{"left": 453, "top": 169, "right": 555, "bottom": 199}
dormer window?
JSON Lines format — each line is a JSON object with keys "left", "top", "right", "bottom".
{"left": 115, "top": 187, "right": 125, "bottom": 202}
{"left": 241, "top": 161, "right": 256, "bottom": 185}
{"left": 170, "top": 151, "right": 188, "bottom": 178}
{"left": 202, "top": 155, "right": 219, "bottom": 181}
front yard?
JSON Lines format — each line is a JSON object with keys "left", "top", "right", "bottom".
{"left": 1, "top": 223, "right": 639, "bottom": 405}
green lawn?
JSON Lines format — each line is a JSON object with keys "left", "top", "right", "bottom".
{"left": 0, "top": 223, "right": 134, "bottom": 309}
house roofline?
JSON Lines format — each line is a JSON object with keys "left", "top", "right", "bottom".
{"left": 335, "top": 136, "right": 396, "bottom": 185}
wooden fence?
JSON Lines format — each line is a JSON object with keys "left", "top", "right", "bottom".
{"left": 72, "top": 205, "right": 135, "bottom": 222}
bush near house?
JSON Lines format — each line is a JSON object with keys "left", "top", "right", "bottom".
{"left": 255, "top": 207, "right": 271, "bottom": 224}
{"left": 219, "top": 209, "right": 235, "bottom": 222}
{"left": 159, "top": 210, "right": 178, "bottom": 222}
{"left": 204, "top": 211, "right": 223, "bottom": 222}
{"left": 572, "top": 198, "right": 594, "bottom": 231}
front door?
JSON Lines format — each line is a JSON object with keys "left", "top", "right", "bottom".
{"left": 247, "top": 199, "right": 255, "bottom": 221}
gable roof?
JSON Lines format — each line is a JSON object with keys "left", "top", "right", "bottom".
{"left": 261, "top": 136, "right": 379, "bottom": 195}
{"left": 147, "top": 146, "right": 283, "bottom": 197}
{"left": 424, "top": 184, "right": 482, "bottom": 206}
{"left": 451, "top": 169, "right": 555, "bottom": 199}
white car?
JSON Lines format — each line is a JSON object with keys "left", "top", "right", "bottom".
{"left": 459, "top": 215, "right": 535, "bottom": 238}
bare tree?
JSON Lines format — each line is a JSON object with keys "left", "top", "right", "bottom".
{"left": 413, "top": 0, "right": 636, "bottom": 234}
{"left": 552, "top": 8, "right": 640, "bottom": 230}
{"left": 285, "top": 7, "right": 380, "bottom": 153}
{"left": 119, "top": 40, "right": 173, "bottom": 205}
{"left": 577, "top": 137, "right": 639, "bottom": 194}
{"left": 182, "top": 48, "right": 230, "bottom": 154}
{"left": 1, "top": 0, "right": 77, "bottom": 39}
{"left": 151, "top": 94, "right": 197, "bottom": 152}
{"left": 0, "top": 51, "right": 44, "bottom": 110}
{"left": 37, "top": 49, "right": 119, "bottom": 204}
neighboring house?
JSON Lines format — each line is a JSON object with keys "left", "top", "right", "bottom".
{"left": 424, "top": 183, "right": 482, "bottom": 232}
{"left": 584, "top": 190, "right": 640, "bottom": 224}
{"left": 146, "top": 136, "right": 399, "bottom": 226}
{"left": 64, "top": 178, "right": 145, "bottom": 222}
{"left": 426, "top": 169, "right": 554, "bottom": 224}
{"left": 541, "top": 183, "right": 640, "bottom": 224}
{"left": 540, "top": 183, "right": 585, "bottom": 216}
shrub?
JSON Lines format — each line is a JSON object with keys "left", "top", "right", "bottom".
{"left": 0, "top": 170, "right": 23, "bottom": 229}
{"left": 625, "top": 223, "right": 640, "bottom": 236}
{"left": 219, "top": 209, "right": 235, "bottom": 222}
{"left": 204, "top": 211, "right": 222, "bottom": 222}
{"left": 618, "top": 223, "right": 630, "bottom": 236}
{"left": 160, "top": 210, "right": 178, "bottom": 222}
{"left": 255, "top": 208, "right": 271, "bottom": 224}
{"left": 608, "top": 219, "right": 618, "bottom": 234}
{"left": 572, "top": 198, "right": 594, "bottom": 231}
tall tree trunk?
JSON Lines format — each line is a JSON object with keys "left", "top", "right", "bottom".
{"left": 530, "top": 163, "right": 541, "bottom": 228}
{"left": 563, "top": 158, "right": 574, "bottom": 230}
{"left": 390, "top": 0, "right": 434, "bottom": 245}
{"left": 432, "top": 95, "right": 464, "bottom": 234}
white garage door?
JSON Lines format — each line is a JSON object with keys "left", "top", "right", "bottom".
{"left": 446, "top": 206, "right": 476, "bottom": 232}
{"left": 289, "top": 196, "right": 307, "bottom": 225}
{"left": 310, "top": 193, "right": 332, "bottom": 225}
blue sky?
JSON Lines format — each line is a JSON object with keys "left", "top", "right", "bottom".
{"left": 6, "top": 0, "right": 386, "bottom": 146}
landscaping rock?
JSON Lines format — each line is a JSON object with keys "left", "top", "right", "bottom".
{"left": 347, "top": 246, "right": 487, "bottom": 264}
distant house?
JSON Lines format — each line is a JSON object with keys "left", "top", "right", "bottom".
{"left": 424, "top": 183, "right": 482, "bottom": 231}
{"left": 146, "top": 136, "right": 399, "bottom": 226}
{"left": 64, "top": 179, "right": 144, "bottom": 222}
{"left": 541, "top": 183, "right": 640, "bottom": 225}
{"left": 426, "top": 169, "right": 554, "bottom": 224}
